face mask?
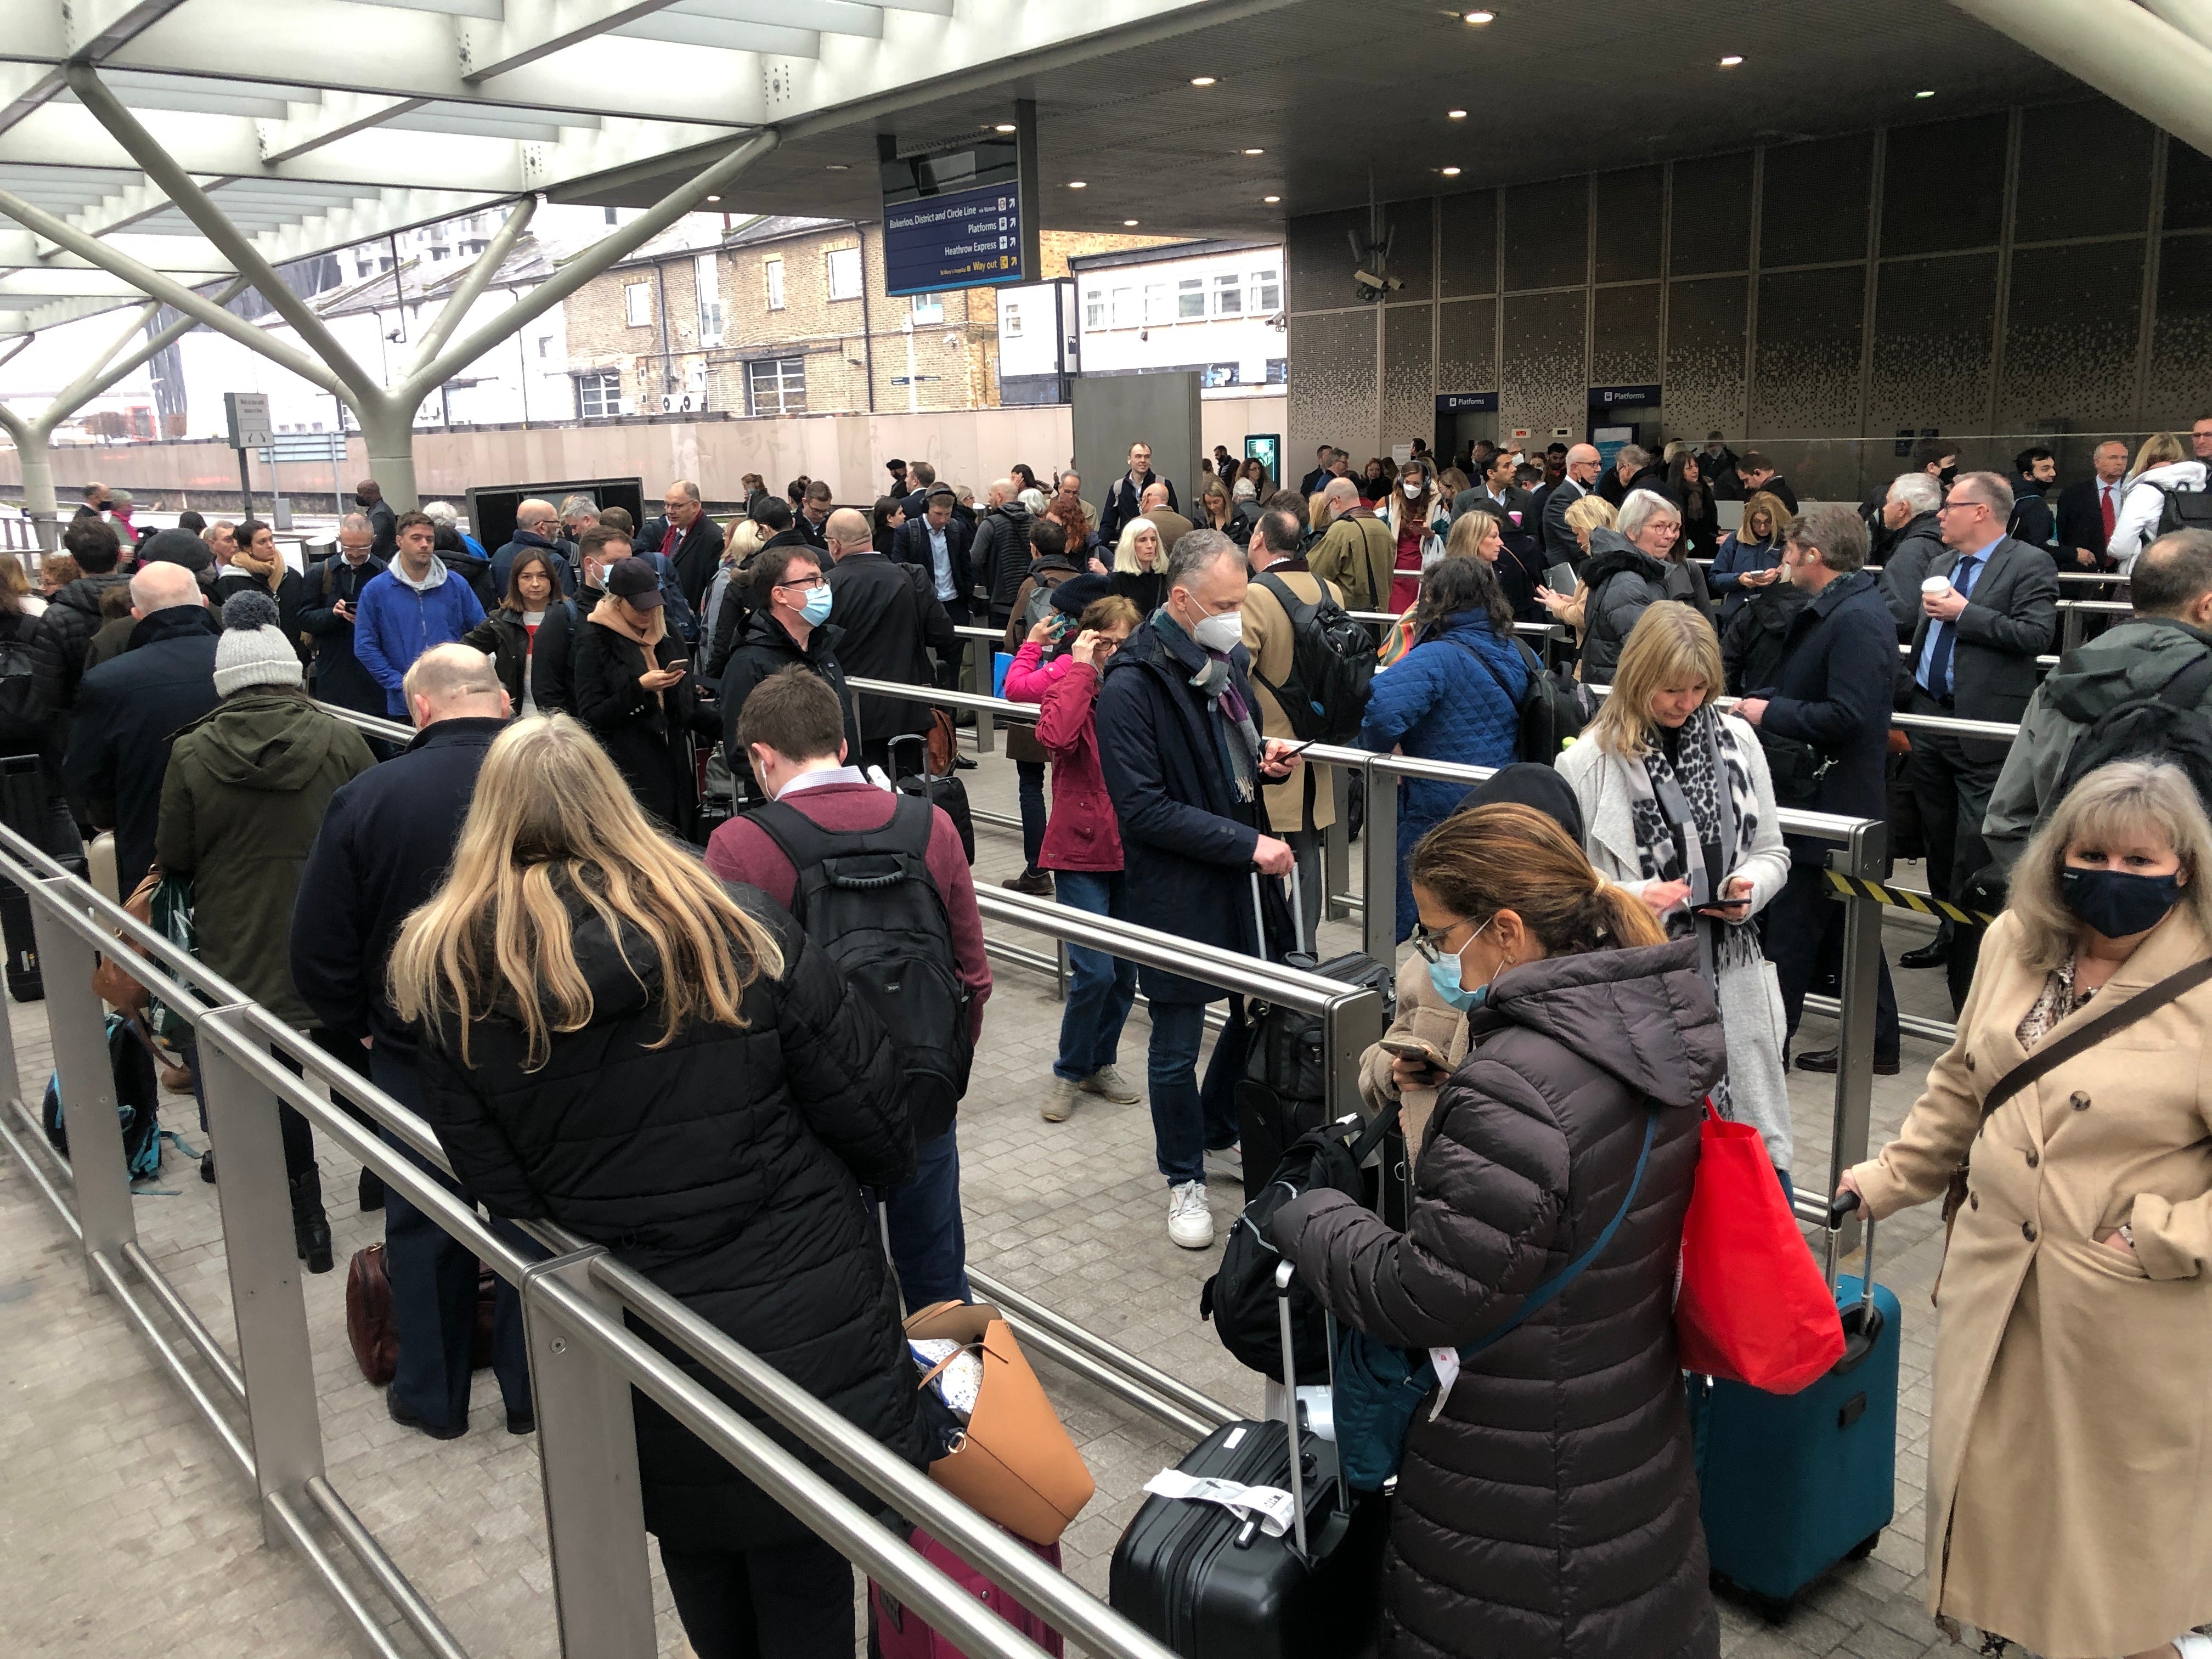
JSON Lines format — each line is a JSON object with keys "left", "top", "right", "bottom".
{"left": 355, "top": 493, "right": 371, "bottom": 507}
{"left": 1938, "top": 464, "right": 1959, "bottom": 486}
{"left": 1425, "top": 917, "right": 1495, "bottom": 1012}
{"left": 2061, "top": 866, "right": 2183, "bottom": 938}
{"left": 1191, "top": 609, "right": 1243, "bottom": 653}
{"left": 799, "top": 585, "right": 834, "bottom": 626}
{"left": 1402, "top": 479, "right": 1421, "bottom": 499}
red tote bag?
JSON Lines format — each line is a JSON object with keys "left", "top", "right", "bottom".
{"left": 1675, "top": 1101, "right": 1844, "bottom": 1393}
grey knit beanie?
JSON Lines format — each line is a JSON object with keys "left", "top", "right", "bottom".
{"left": 213, "top": 589, "right": 303, "bottom": 697}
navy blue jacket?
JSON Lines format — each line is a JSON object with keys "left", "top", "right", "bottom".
{"left": 289, "top": 716, "right": 502, "bottom": 1058}
{"left": 1096, "top": 612, "right": 1278, "bottom": 1003}
{"left": 890, "top": 513, "right": 975, "bottom": 609}
{"left": 61, "top": 605, "right": 220, "bottom": 896}
{"left": 489, "top": 529, "right": 574, "bottom": 599}
{"left": 297, "top": 554, "right": 390, "bottom": 716}
{"left": 1750, "top": 568, "right": 1894, "bottom": 862}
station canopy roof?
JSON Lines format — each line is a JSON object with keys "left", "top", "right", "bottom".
{"left": 0, "top": 0, "right": 2085, "bottom": 337}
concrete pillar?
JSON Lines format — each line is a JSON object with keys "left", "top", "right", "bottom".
{"left": 356, "top": 400, "right": 419, "bottom": 512}
{"left": 15, "top": 428, "right": 57, "bottom": 550}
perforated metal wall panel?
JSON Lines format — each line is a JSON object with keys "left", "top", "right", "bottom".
{"left": 1500, "top": 288, "right": 1587, "bottom": 442}
{"left": 1997, "top": 241, "right": 2145, "bottom": 431}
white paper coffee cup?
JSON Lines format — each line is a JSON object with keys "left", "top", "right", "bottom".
{"left": 1922, "top": 575, "right": 1953, "bottom": 596}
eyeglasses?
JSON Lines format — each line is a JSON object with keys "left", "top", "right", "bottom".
{"left": 1408, "top": 915, "right": 1476, "bottom": 963}
{"left": 775, "top": 576, "right": 825, "bottom": 593}
{"left": 1935, "top": 499, "right": 1984, "bottom": 514}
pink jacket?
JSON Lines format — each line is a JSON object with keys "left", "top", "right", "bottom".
{"left": 1006, "top": 640, "right": 1122, "bottom": 872}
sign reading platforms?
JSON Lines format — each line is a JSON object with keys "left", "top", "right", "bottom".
{"left": 880, "top": 100, "right": 1041, "bottom": 299}
{"left": 884, "top": 184, "right": 1027, "bottom": 296}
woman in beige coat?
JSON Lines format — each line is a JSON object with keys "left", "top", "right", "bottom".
{"left": 1841, "top": 759, "right": 2212, "bottom": 1659}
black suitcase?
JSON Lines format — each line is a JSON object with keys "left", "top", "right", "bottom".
{"left": 0, "top": 755, "right": 84, "bottom": 1003}
{"left": 1110, "top": 1263, "right": 1386, "bottom": 1659}
{"left": 1236, "top": 868, "right": 1393, "bottom": 1202}
{"left": 887, "top": 731, "right": 975, "bottom": 865}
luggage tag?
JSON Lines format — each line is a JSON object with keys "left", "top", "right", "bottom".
{"left": 1142, "top": 1470, "right": 1298, "bottom": 1538}
{"left": 1427, "top": 1348, "right": 1460, "bottom": 1421}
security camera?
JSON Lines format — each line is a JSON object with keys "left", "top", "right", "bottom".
{"left": 1353, "top": 269, "right": 1404, "bottom": 303}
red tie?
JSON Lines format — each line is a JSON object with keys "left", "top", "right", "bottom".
{"left": 2101, "top": 485, "right": 2117, "bottom": 537}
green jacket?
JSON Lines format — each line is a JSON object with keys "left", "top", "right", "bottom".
{"left": 1984, "top": 617, "right": 2212, "bottom": 872}
{"left": 156, "top": 688, "right": 377, "bottom": 1027}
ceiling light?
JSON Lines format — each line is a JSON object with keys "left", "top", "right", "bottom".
{"left": 1464, "top": 9, "right": 1494, "bottom": 22}
{"left": 1447, "top": 109, "right": 1467, "bottom": 119}
{"left": 1440, "top": 167, "right": 1462, "bottom": 177}
{"left": 826, "top": 163, "right": 849, "bottom": 171}
{"left": 1124, "top": 218, "right": 1141, "bottom": 226}
{"left": 1068, "top": 180, "right": 1087, "bottom": 188}
{"left": 1243, "top": 147, "right": 1264, "bottom": 155}
{"left": 1190, "top": 76, "right": 1216, "bottom": 86}
{"left": 994, "top": 123, "right": 1017, "bottom": 133}
{"left": 706, "top": 195, "right": 720, "bottom": 202}
{"left": 1915, "top": 88, "right": 1936, "bottom": 98}
{"left": 1263, "top": 195, "right": 1280, "bottom": 204}
{"left": 1718, "top": 54, "right": 1743, "bottom": 66}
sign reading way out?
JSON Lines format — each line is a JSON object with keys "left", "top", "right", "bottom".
{"left": 884, "top": 182, "right": 1027, "bottom": 298}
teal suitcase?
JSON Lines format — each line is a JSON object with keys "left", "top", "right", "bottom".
{"left": 1690, "top": 1207, "right": 1898, "bottom": 1621}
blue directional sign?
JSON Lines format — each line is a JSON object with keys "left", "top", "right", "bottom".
{"left": 884, "top": 180, "right": 1028, "bottom": 298}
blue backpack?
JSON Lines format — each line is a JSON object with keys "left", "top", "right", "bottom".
{"left": 41, "top": 1013, "right": 194, "bottom": 1186}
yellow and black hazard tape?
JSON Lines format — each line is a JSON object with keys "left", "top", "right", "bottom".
{"left": 1824, "top": 871, "right": 1999, "bottom": 928}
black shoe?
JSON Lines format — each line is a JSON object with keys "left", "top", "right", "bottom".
{"left": 387, "top": 1390, "right": 466, "bottom": 1442}
{"left": 506, "top": 1408, "right": 537, "bottom": 1436}
{"left": 358, "top": 1168, "right": 385, "bottom": 1213}
{"left": 289, "top": 1170, "right": 334, "bottom": 1276}
{"left": 200, "top": 1150, "right": 216, "bottom": 1184}
{"left": 1898, "top": 939, "right": 1950, "bottom": 969}
{"left": 1795, "top": 1046, "right": 1901, "bottom": 1076}
{"left": 952, "top": 752, "right": 977, "bottom": 770}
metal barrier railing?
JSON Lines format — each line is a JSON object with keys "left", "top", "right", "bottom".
{"left": 0, "top": 817, "right": 1211, "bottom": 1659}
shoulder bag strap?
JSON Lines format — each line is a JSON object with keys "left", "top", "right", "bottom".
{"left": 1976, "top": 953, "right": 2212, "bottom": 1128}
{"left": 1457, "top": 1102, "right": 1661, "bottom": 1361}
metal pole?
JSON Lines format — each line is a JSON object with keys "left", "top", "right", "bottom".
{"left": 1825, "top": 821, "right": 1887, "bottom": 1256}
{"left": 195, "top": 1010, "right": 328, "bottom": 1549}
{"left": 236, "top": 443, "right": 252, "bottom": 518}
{"left": 1361, "top": 762, "right": 1398, "bottom": 961}
{"left": 521, "top": 1248, "right": 658, "bottom": 1659}
{"left": 30, "top": 884, "right": 137, "bottom": 1294}
{"left": 1322, "top": 759, "right": 1352, "bottom": 922}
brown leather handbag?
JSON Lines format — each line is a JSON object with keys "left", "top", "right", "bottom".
{"left": 90, "top": 866, "right": 161, "bottom": 1014}
{"left": 347, "top": 1243, "right": 496, "bottom": 1386}
{"left": 904, "top": 1300, "right": 1094, "bottom": 1547}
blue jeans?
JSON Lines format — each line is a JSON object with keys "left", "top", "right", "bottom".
{"left": 1146, "top": 997, "right": 1248, "bottom": 1187}
{"left": 1016, "top": 760, "right": 1048, "bottom": 873}
{"left": 866, "top": 1128, "right": 969, "bottom": 1309}
{"left": 1051, "top": 870, "right": 1137, "bottom": 1082}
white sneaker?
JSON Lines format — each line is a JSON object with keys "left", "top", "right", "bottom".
{"left": 2171, "top": 1635, "right": 2212, "bottom": 1658}
{"left": 1041, "top": 1076, "right": 1080, "bottom": 1124}
{"left": 1080, "top": 1065, "right": 1141, "bottom": 1104}
{"left": 1166, "top": 1181, "right": 1215, "bottom": 1250}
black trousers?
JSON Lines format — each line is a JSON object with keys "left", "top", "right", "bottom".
{"left": 1764, "top": 861, "right": 1901, "bottom": 1061}
{"left": 1904, "top": 687, "right": 2005, "bottom": 1013}
{"left": 659, "top": 1534, "right": 853, "bottom": 1659}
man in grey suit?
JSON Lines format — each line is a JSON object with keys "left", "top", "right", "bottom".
{"left": 1900, "top": 470, "right": 2058, "bottom": 1011}
{"left": 1539, "top": 443, "right": 1602, "bottom": 568}
{"left": 1452, "top": 447, "right": 1533, "bottom": 526}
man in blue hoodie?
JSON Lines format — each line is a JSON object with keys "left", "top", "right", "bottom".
{"left": 353, "top": 510, "right": 485, "bottom": 716}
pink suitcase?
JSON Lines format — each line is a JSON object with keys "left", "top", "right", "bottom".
{"left": 868, "top": 1524, "right": 1064, "bottom": 1659}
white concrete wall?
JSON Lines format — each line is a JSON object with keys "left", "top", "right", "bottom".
{"left": 1075, "top": 244, "right": 1286, "bottom": 389}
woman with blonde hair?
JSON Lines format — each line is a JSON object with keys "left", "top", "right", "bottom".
{"left": 2109, "top": 430, "right": 2203, "bottom": 575}
{"left": 1271, "top": 801, "right": 1725, "bottom": 1659}
{"left": 393, "top": 713, "right": 923, "bottom": 1659}
{"left": 1557, "top": 601, "right": 1795, "bottom": 1178}
{"left": 1109, "top": 515, "right": 1168, "bottom": 615}
{"left": 1841, "top": 759, "right": 2212, "bottom": 1659}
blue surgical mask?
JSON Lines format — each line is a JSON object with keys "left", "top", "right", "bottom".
{"left": 799, "top": 585, "right": 833, "bottom": 626}
{"left": 1423, "top": 917, "right": 1494, "bottom": 1012}
{"left": 2061, "top": 865, "right": 2183, "bottom": 939}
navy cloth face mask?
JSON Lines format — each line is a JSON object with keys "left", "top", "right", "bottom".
{"left": 2060, "top": 866, "right": 2183, "bottom": 939}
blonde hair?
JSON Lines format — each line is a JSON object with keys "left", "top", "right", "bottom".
{"left": 1562, "top": 494, "right": 1617, "bottom": 536}
{"left": 2134, "top": 431, "right": 2187, "bottom": 476}
{"left": 1585, "top": 602, "right": 1725, "bottom": 753}
{"left": 1444, "top": 508, "right": 1503, "bottom": 561}
{"left": 2008, "top": 759, "right": 2212, "bottom": 972}
{"left": 388, "top": 715, "right": 784, "bottom": 1068}
{"left": 1113, "top": 516, "right": 1163, "bottom": 575}
{"left": 1740, "top": 489, "right": 1793, "bottom": 543}
{"left": 726, "top": 518, "right": 766, "bottom": 566}
{"left": 1309, "top": 491, "right": 1336, "bottom": 532}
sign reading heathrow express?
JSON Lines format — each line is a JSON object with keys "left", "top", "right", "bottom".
{"left": 884, "top": 182, "right": 1026, "bottom": 297}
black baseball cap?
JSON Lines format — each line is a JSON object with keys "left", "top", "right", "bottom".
{"left": 606, "top": 556, "right": 664, "bottom": 608}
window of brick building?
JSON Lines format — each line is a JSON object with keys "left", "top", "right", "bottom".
{"left": 1177, "top": 278, "right": 1205, "bottom": 320}
{"left": 826, "top": 246, "right": 862, "bottom": 301}
{"left": 575, "top": 369, "right": 622, "bottom": 419}
{"left": 696, "top": 253, "right": 724, "bottom": 346}
{"left": 624, "top": 281, "right": 650, "bottom": 328}
{"left": 764, "top": 258, "right": 786, "bottom": 311}
{"left": 747, "top": 357, "right": 806, "bottom": 415}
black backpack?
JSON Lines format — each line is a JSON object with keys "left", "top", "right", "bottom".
{"left": 1248, "top": 570, "right": 1374, "bottom": 742}
{"left": 42, "top": 1012, "right": 168, "bottom": 1183}
{"left": 2051, "top": 650, "right": 2212, "bottom": 820}
{"left": 2146, "top": 478, "right": 2212, "bottom": 538}
{"left": 0, "top": 626, "right": 41, "bottom": 746}
{"left": 1444, "top": 633, "right": 1590, "bottom": 762}
{"left": 750, "top": 793, "right": 974, "bottom": 1138}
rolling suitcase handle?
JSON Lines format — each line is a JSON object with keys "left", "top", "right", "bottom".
{"left": 1825, "top": 1192, "right": 1883, "bottom": 1363}
{"left": 1272, "top": 1260, "right": 1310, "bottom": 1559}
{"left": 1246, "top": 865, "right": 1306, "bottom": 965}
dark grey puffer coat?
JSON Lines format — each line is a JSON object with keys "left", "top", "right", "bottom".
{"left": 1272, "top": 937, "right": 1726, "bottom": 1659}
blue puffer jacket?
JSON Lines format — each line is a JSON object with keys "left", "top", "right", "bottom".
{"left": 1359, "top": 609, "right": 1527, "bottom": 939}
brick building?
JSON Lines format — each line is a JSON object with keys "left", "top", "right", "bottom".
{"left": 563, "top": 215, "right": 1169, "bottom": 420}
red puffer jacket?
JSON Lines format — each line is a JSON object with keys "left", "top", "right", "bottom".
{"left": 1008, "top": 640, "right": 1122, "bottom": 873}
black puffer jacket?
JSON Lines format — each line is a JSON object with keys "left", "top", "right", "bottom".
{"left": 35, "top": 571, "right": 133, "bottom": 709}
{"left": 413, "top": 881, "right": 927, "bottom": 1545}
{"left": 1273, "top": 937, "right": 1726, "bottom": 1659}
{"left": 970, "top": 502, "right": 1034, "bottom": 622}
{"left": 1577, "top": 530, "right": 1680, "bottom": 686}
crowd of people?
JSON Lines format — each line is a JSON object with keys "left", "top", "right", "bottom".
{"left": 12, "top": 411, "right": 2212, "bottom": 1659}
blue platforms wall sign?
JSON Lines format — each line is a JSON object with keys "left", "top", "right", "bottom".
{"left": 884, "top": 181, "right": 1027, "bottom": 298}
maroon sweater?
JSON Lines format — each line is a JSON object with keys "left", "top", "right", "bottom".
{"left": 706, "top": 777, "right": 991, "bottom": 1043}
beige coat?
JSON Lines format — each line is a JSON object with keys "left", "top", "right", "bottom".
{"left": 1851, "top": 907, "right": 2212, "bottom": 1658}
{"left": 1357, "top": 952, "right": 1468, "bottom": 1155}
{"left": 1241, "top": 561, "right": 1340, "bottom": 836}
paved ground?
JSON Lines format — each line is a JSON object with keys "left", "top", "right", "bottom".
{"left": 2, "top": 744, "right": 1997, "bottom": 1658}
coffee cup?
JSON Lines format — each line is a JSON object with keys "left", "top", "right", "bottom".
{"left": 1922, "top": 575, "right": 1954, "bottom": 597}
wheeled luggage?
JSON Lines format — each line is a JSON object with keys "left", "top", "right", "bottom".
{"left": 1691, "top": 1197, "right": 1899, "bottom": 1621}
{"left": 868, "top": 1523, "right": 1064, "bottom": 1659}
{"left": 888, "top": 729, "right": 975, "bottom": 865}
{"left": 0, "top": 754, "right": 85, "bottom": 1001}
{"left": 1235, "top": 867, "right": 1392, "bottom": 1203}
{"left": 1112, "top": 1262, "right": 1385, "bottom": 1659}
